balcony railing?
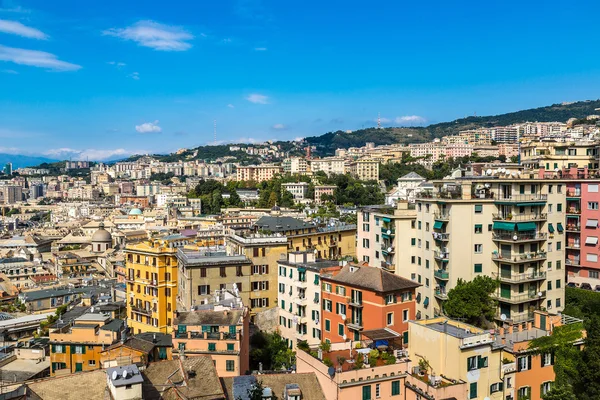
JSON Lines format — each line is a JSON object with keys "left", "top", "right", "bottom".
{"left": 432, "top": 232, "right": 450, "bottom": 241}
{"left": 492, "top": 271, "right": 547, "bottom": 283}
{"left": 566, "top": 242, "right": 581, "bottom": 249}
{"left": 131, "top": 305, "right": 152, "bottom": 316}
{"left": 566, "top": 225, "right": 581, "bottom": 232}
{"left": 433, "top": 212, "right": 450, "bottom": 221}
{"left": 494, "top": 291, "right": 547, "bottom": 304}
{"left": 567, "top": 190, "right": 581, "bottom": 197}
{"left": 434, "top": 288, "right": 448, "bottom": 300}
{"left": 567, "top": 208, "right": 581, "bottom": 214}
{"left": 566, "top": 258, "right": 580, "bottom": 266}
{"left": 502, "top": 362, "right": 517, "bottom": 374}
{"left": 348, "top": 298, "right": 363, "bottom": 308}
{"left": 495, "top": 311, "right": 535, "bottom": 324}
{"left": 381, "top": 227, "right": 395, "bottom": 236}
{"left": 494, "top": 194, "right": 548, "bottom": 203}
{"left": 492, "top": 232, "right": 547, "bottom": 242}
{"left": 492, "top": 213, "right": 547, "bottom": 221}
{"left": 433, "top": 250, "right": 450, "bottom": 261}
{"left": 206, "top": 332, "right": 221, "bottom": 340}
{"left": 434, "top": 270, "right": 449, "bottom": 280}
{"left": 346, "top": 321, "right": 363, "bottom": 330}
{"left": 491, "top": 251, "right": 547, "bottom": 263}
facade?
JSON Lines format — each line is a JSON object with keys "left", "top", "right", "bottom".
{"left": 49, "top": 313, "right": 124, "bottom": 376}
{"left": 346, "top": 159, "right": 380, "bottom": 181}
{"left": 277, "top": 252, "right": 339, "bottom": 349}
{"left": 1, "top": 185, "right": 22, "bottom": 204}
{"left": 172, "top": 295, "right": 250, "bottom": 377}
{"left": 283, "top": 157, "right": 310, "bottom": 175}
{"left": 125, "top": 236, "right": 183, "bottom": 334}
{"left": 309, "top": 157, "right": 346, "bottom": 176}
{"left": 413, "top": 177, "right": 565, "bottom": 325}
{"left": 236, "top": 164, "right": 283, "bottom": 182}
{"left": 314, "top": 185, "right": 336, "bottom": 204}
{"left": 320, "top": 263, "right": 419, "bottom": 345}
{"left": 385, "top": 172, "right": 425, "bottom": 205}
{"left": 282, "top": 182, "right": 309, "bottom": 200}
{"left": 520, "top": 140, "right": 599, "bottom": 170}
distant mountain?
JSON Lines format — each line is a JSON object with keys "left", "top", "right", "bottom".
{"left": 305, "top": 100, "right": 600, "bottom": 155}
{"left": 0, "top": 154, "right": 58, "bottom": 169}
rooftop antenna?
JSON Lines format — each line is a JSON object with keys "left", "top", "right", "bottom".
{"left": 377, "top": 112, "right": 381, "bottom": 129}
{"left": 213, "top": 119, "right": 217, "bottom": 145}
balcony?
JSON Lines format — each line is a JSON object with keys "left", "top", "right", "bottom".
{"left": 432, "top": 232, "right": 450, "bottom": 241}
{"left": 381, "top": 245, "right": 395, "bottom": 255}
{"left": 434, "top": 288, "right": 448, "bottom": 300}
{"left": 433, "top": 250, "right": 450, "bottom": 261}
{"left": 433, "top": 212, "right": 450, "bottom": 221}
{"left": 295, "top": 296, "right": 308, "bottom": 305}
{"left": 131, "top": 305, "right": 153, "bottom": 316}
{"left": 492, "top": 213, "right": 547, "bottom": 222}
{"left": 346, "top": 321, "right": 363, "bottom": 330}
{"left": 494, "top": 291, "right": 546, "bottom": 304}
{"left": 206, "top": 332, "right": 221, "bottom": 340}
{"left": 566, "top": 243, "right": 581, "bottom": 250}
{"left": 492, "top": 271, "right": 547, "bottom": 284}
{"left": 381, "top": 227, "right": 395, "bottom": 236}
{"left": 494, "top": 194, "right": 547, "bottom": 204}
{"left": 348, "top": 298, "right": 363, "bottom": 308}
{"left": 566, "top": 224, "right": 581, "bottom": 232}
{"left": 434, "top": 270, "right": 449, "bottom": 280}
{"left": 502, "top": 362, "right": 517, "bottom": 374}
{"left": 491, "top": 251, "right": 547, "bottom": 263}
{"left": 567, "top": 190, "right": 581, "bottom": 198}
{"left": 327, "top": 239, "right": 338, "bottom": 247}
{"left": 380, "top": 261, "right": 395, "bottom": 272}
{"left": 495, "top": 311, "right": 535, "bottom": 324}
{"left": 295, "top": 331, "right": 307, "bottom": 340}
{"left": 492, "top": 232, "right": 547, "bottom": 242}
{"left": 567, "top": 207, "right": 581, "bottom": 215}
{"left": 566, "top": 258, "right": 580, "bottom": 267}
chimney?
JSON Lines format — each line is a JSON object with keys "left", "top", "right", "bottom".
{"left": 152, "top": 333, "right": 157, "bottom": 343}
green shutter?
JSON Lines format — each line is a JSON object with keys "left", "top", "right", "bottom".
{"left": 75, "top": 363, "right": 82, "bottom": 372}
{"left": 362, "top": 385, "right": 371, "bottom": 400}
{"left": 391, "top": 380, "right": 400, "bottom": 396}
{"left": 229, "top": 325, "right": 236, "bottom": 335}
{"left": 314, "top": 275, "right": 320, "bottom": 285}
{"left": 227, "top": 343, "right": 234, "bottom": 351}
{"left": 403, "top": 331, "right": 408, "bottom": 344}
{"left": 338, "top": 324, "right": 344, "bottom": 335}
{"left": 557, "top": 223, "right": 564, "bottom": 232}
{"left": 470, "top": 382, "right": 477, "bottom": 399}
{"left": 158, "top": 347, "right": 167, "bottom": 360}
{"left": 202, "top": 326, "right": 210, "bottom": 333}
{"left": 474, "top": 263, "right": 482, "bottom": 273}
{"left": 325, "top": 320, "right": 330, "bottom": 331}
{"left": 548, "top": 223, "right": 555, "bottom": 233}
{"left": 474, "top": 204, "right": 483, "bottom": 212}
{"left": 81, "top": 345, "right": 86, "bottom": 354}
{"left": 178, "top": 325, "right": 186, "bottom": 333}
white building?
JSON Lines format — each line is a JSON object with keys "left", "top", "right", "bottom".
{"left": 282, "top": 182, "right": 309, "bottom": 200}
{"left": 385, "top": 172, "right": 426, "bottom": 205}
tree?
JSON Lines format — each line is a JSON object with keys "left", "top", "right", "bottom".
{"left": 443, "top": 276, "right": 497, "bottom": 328}
{"left": 574, "top": 316, "right": 600, "bottom": 399}
{"left": 267, "top": 192, "right": 278, "bottom": 208}
{"left": 249, "top": 332, "right": 294, "bottom": 371}
{"left": 244, "top": 380, "right": 265, "bottom": 400}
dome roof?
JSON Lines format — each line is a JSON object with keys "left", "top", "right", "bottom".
{"left": 92, "top": 223, "right": 112, "bottom": 243}
{"left": 129, "top": 208, "right": 143, "bottom": 215}
{"left": 271, "top": 204, "right": 281, "bottom": 212}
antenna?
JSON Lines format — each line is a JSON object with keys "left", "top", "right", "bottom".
{"left": 213, "top": 119, "right": 217, "bottom": 145}
{"left": 377, "top": 112, "right": 381, "bottom": 129}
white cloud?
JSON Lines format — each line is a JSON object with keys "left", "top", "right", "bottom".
{"left": 272, "top": 123, "right": 287, "bottom": 130}
{"left": 227, "top": 104, "right": 235, "bottom": 108}
{"left": 0, "top": 19, "right": 47, "bottom": 39}
{"left": 394, "top": 115, "right": 427, "bottom": 125}
{"left": 129, "top": 71, "right": 140, "bottom": 80}
{"left": 246, "top": 93, "right": 269, "bottom": 104}
{"left": 44, "top": 147, "right": 140, "bottom": 161}
{"left": 0, "top": 45, "right": 81, "bottom": 71}
{"left": 107, "top": 61, "right": 126, "bottom": 67}
{"left": 378, "top": 117, "right": 392, "bottom": 124}
{"left": 103, "top": 20, "right": 194, "bottom": 51}
{"left": 254, "top": 47, "right": 267, "bottom": 51}
{"left": 135, "top": 120, "right": 161, "bottom": 133}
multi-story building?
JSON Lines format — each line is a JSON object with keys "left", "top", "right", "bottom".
{"left": 314, "top": 185, "right": 336, "bottom": 204}
{"left": 282, "top": 157, "right": 310, "bottom": 175}
{"left": 277, "top": 252, "right": 339, "bottom": 349}
{"left": 172, "top": 288, "right": 250, "bottom": 377}
{"left": 225, "top": 232, "right": 287, "bottom": 317}
{"left": 236, "top": 164, "right": 283, "bottom": 182}
{"left": 320, "top": 263, "right": 419, "bottom": 345}
{"left": 357, "top": 202, "right": 417, "bottom": 276}
{"left": 491, "top": 126, "right": 519, "bottom": 143}
{"left": 125, "top": 235, "right": 183, "bottom": 334}
{"left": 309, "top": 157, "right": 346, "bottom": 176}
{"left": 1, "top": 185, "right": 22, "bottom": 204}
{"left": 49, "top": 313, "right": 125, "bottom": 376}
{"left": 413, "top": 176, "right": 565, "bottom": 324}
{"left": 346, "top": 159, "right": 379, "bottom": 181}
{"left": 282, "top": 182, "right": 309, "bottom": 200}
{"left": 520, "top": 140, "right": 599, "bottom": 170}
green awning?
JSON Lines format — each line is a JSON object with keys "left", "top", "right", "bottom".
{"left": 516, "top": 202, "right": 546, "bottom": 207}
{"left": 382, "top": 217, "right": 391, "bottom": 223}
{"left": 548, "top": 223, "right": 555, "bottom": 233}
{"left": 567, "top": 198, "right": 581, "bottom": 201}
{"left": 493, "top": 221, "right": 516, "bottom": 231}
{"left": 433, "top": 221, "right": 444, "bottom": 230}
{"left": 423, "top": 297, "right": 430, "bottom": 307}
{"left": 517, "top": 222, "right": 536, "bottom": 231}
{"left": 557, "top": 223, "right": 564, "bottom": 232}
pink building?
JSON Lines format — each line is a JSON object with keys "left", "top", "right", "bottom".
{"left": 314, "top": 185, "right": 336, "bottom": 204}
{"left": 445, "top": 143, "right": 473, "bottom": 159}
{"left": 566, "top": 180, "right": 600, "bottom": 289}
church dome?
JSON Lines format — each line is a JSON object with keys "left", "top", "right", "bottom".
{"left": 129, "top": 208, "right": 143, "bottom": 216}
{"left": 91, "top": 223, "right": 112, "bottom": 243}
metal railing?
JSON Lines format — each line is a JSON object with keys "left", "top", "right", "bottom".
{"left": 492, "top": 271, "right": 547, "bottom": 283}
{"left": 491, "top": 252, "right": 547, "bottom": 262}
{"left": 492, "top": 213, "right": 547, "bottom": 221}
{"left": 494, "top": 290, "right": 546, "bottom": 304}
{"left": 434, "top": 270, "right": 449, "bottom": 280}
{"left": 492, "top": 232, "right": 547, "bottom": 242}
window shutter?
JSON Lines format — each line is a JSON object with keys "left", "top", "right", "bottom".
{"left": 540, "top": 384, "right": 544, "bottom": 395}
{"left": 527, "top": 355, "right": 532, "bottom": 370}
{"left": 265, "top": 281, "right": 269, "bottom": 290}
{"left": 499, "top": 382, "right": 503, "bottom": 390}
{"left": 322, "top": 300, "right": 326, "bottom": 310}
{"left": 551, "top": 353, "right": 555, "bottom": 365}
{"left": 541, "top": 354, "right": 545, "bottom": 368}
{"left": 517, "top": 358, "right": 522, "bottom": 372}
{"left": 207, "top": 285, "right": 211, "bottom": 294}
{"left": 81, "top": 346, "right": 86, "bottom": 354}
{"left": 312, "top": 310, "right": 315, "bottom": 320}
{"left": 265, "top": 265, "right": 269, "bottom": 274}
{"left": 336, "top": 303, "right": 339, "bottom": 314}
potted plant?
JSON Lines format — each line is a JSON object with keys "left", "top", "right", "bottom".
{"left": 506, "top": 213, "right": 513, "bottom": 220}
{"left": 320, "top": 341, "right": 331, "bottom": 353}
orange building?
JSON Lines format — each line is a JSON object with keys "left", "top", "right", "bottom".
{"left": 172, "top": 306, "right": 250, "bottom": 377}
{"left": 49, "top": 313, "right": 125, "bottom": 376}
{"left": 320, "top": 263, "right": 420, "bottom": 344}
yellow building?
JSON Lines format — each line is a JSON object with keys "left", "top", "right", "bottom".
{"left": 49, "top": 313, "right": 125, "bottom": 376}
{"left": 125, "top": 235, "right": 186, "bottom": 334}
{"left": 520, "top": 140, "right": 599, "bottom": 170}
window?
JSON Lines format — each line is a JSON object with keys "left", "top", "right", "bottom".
{"left": 556, "top": 279, "right": 561, "bottom": 289}
{"left": 474, "top": 224, "right": 482, "bottom": 234}
{"left": 474, "top": 263, "right": 482, "bottom": 273}
{"left": 425, "top": 278, "right": 429, "bottom": 288}
{"left": 411, "top": 238, "right": 416, "bottom": 246}
{"left": 517, "top": 355, "right": 531, "bottom": 371}
{"left": 547, "top": 281, "right": 552, "bottom": 291}
{"left": 541, "top": 381, "right": 553, "bottom": 395}
{"left": 556, "top": 298, "right": 561, "bottom": 308}
{"left": 548, "top": 204, "right": 553, "bottom": 213}
{"left": 362, "top": 385, "right": 371, "bottom": 400}
{"left": 198, "top": 285, "right": 209, "bottom": 295}
{"left": 391, "top": 380, "right": 400, "bottom": 396}
{"left": 387, "top": 312, "right": 393, "bottom": 325}
{"left": 591, "top": 271, "right": 599, "bottom": 279}
{"left": 323, "top": 283, "right": 332, "bottom": 292}
{"left": 226, "top": 360, "right": 235, "bottom": 371}
{"left": 418, "top": 221, "right": 421, "bottom": 230}
{"left": 89, "top": 360, "right": 96, "bottom": 366}
{"left": 474, "top": 204, "right": 482, "bottom": 213}
{"left": 385, "top": 294, "right": 396, "bottom": 305}
{"left": 425, "top": 222, "right": 430, "bottom": 232}
{"left": 325, "top": 319, "right": 331, "bottom": 331}
{"left": 590, "top": 184, "right": 599, "bottom": 193}
{"left": 418, "top": 239, "right": 421, "bottom": 248}
{"left": 541, "top": 353, "right": 553, "bottom": 367}
{"left": 425, "top": 241, "right": 429, "bottom": 250}
{"left": 548, "top": 242, "right": 552, "bottom": 252}
{"left": 375, "top": 383, "right": 380, "bottom": 399}
{"left": 587, "top": 253, "right": 598, "bottom": 263}
{"left": 557, "top": 241, "right": 562, "bottom": 250}
{"left": 208, "top": 343, "right": 216, "bottom": 351}
{"left": 200, "top": 268, "right": 207, "bottom": 277}
{"left": 490, "top": 382, "right": 504, "bottom": 393}
{"left": 590, "top": 202, "right": 599, "bottom": 210}
{"left": 469, "top": 382, "right": 477, "bottom": 399}
{"left": 557, "top": 203, "right": 562, "bottom": 212}
{"left": 323, "top": 299, "right": 332, "bottom": 312}
{"left": 426, "top": 259, "right": 430, "bottom": 269}
{"left": 474, "top": 244, "right": 482, "bottom": 253}
{"left": 403, "top": 309, "right": 409, "bottom": 322}
{"left": 363, "top": 223, "right": 370, "bottom": 232}
{"left": 518, "top": 386, "right": 531, "bottom": 400}
{"left": 467, "top": 356, "right": 477, "bottom": 371}
{"left": 338, "top": 324, "right": 344, "bottom": 336}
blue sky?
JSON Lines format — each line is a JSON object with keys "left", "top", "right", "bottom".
{"left": 1, "top": 0, "right": 600, "bottom": 160}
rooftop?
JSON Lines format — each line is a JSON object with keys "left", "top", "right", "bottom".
{"left": 107, "top": 364, "right": 144, "bottom": 388}
{"left": 324, "top": 264, "right": 420, "bottom": 293}
{"left": 223, "top": 373, "right": 326, "bottom": 400}
{"left": 175, "top": 309, "right": 243, "bottom": 326}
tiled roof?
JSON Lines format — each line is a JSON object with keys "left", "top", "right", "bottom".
{"left": 174, "top": 310, "right": 243, "bottom": 326}
{"left": 326, "top": 264, "right": 420, "bottom": 293}
{"left": 222, "top": 373, "right": 326, "bottom": 400}
{"left": 27, "top": 370, "right": 107, "bottom": 400}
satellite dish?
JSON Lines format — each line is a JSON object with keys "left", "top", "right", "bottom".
{"left": 112, "top": 371, "right": 118, "bottom": 380}
{"left": 386, "top": 230, "right": 391, "bottom": 235}
{"left": 328, "top": 366, "right": 336, "bottom": 378}
{"left": 341, "top": 314, "right": 346, "bottom": 321}
{"left": 484, "top": 183, "right": 490, "bottom": 188}
{"left": 484, "top": 397, "right": 491, "bottom": 400}
{"left": 123, "top": 370, "right": 128, "bottom": 379}
{"left": 343, "top": 334, "right": 347, "bottom": 340}
{"left": 500, "top": 314, "right": 507, "bottom": 321}
{"left": 387, "top": 247, "right": 392, "bottom": 252}
{"left": 513, "top": 235, "right": 518, "bottom": 241}
{"left": 538, "top": 292, "right": 543, "bottom": 297}
{"left": 486, "top": 169, "right": 492, "bottom": 175}
{"left": 554, "top": 168, "right": 559, "bottom": 172}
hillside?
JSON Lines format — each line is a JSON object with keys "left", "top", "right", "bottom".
{"left": 0, "top": 154, "right": 58, "bottom": 169}
{"left": 305, "top": 100, "right": 600, "bottom": 155}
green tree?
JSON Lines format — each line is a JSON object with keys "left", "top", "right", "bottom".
{"left": 249, "top": 332, "right": 294, "bottom": 371}
{"left": 443, "top": 276, "right": 497, "bottom": 328}
{"left": 574, "top": 316, "right": 600, "bottom": 399}
{"left": 267, "top": 192, "right": 278, "bottom": 208}
{"left": 243, "top": 380, "right": 265, "bottom": 400}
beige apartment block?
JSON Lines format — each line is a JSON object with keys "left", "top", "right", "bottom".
{"left": 520, "top": 140, "right": 599, "bottom": 170}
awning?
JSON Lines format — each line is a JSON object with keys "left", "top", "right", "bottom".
{"left": 557, "top": 223, "right": 564, "bottom": 232}
{"left": 586, "top": 219, "right": 598, "bottom": 228}
{"left": 493, "top": 221, "right": 516, "bottom": 231}
{"left": 362, "top": 328, "right": 401, "bottom": 341}
{"left": 382, "top": 217, "right": 392, "bottom": 223}
{"left": 423, "top": 297, "right": 430, "bottom": 307}
{"left": 548, "top": 223, "right": 555, "bottom": 233}
{"left": 586, "top": 237, "right": 599, "bottom": 245}
{"left": 517, "top": 222, "right": 536, "bottom": 231}
{"left": 516, "top": 202, "right": 546, "bottom": 207}
{"left": 567, "top": 198, "right": 581, "bottom": 201}
{"left": 433, "top": 221, "right": 444, "bottom": 230}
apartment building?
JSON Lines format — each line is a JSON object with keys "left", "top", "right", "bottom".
{"left": 1, "top": 185, "right": 22, "bottom": 204}
{"left": 413, "top": 176, "right": 565, "bottom": 325}
{"left": 357, "top": 202, "right": 417, "bottom": 275}
{"left": 520, "top": 140, "right": 599, "bottom": 170}
{"left": 283, "top": 157, "right": 310, "bottom": 175}
{"left": 172, "top": 291, "right": 250, "bottom": 377}
{"left": 277, "top": 252, "right": 339, "bottom": 349}
{"left": 49, "top": 313, "right": 125, "bottom": 376}
{"left": 282, "top": 182, "right": 309, "bottom": 200}
{"left": 346, "top": 159, "right": 380, "bottom": 181}
{"left": 225, "top": 232, "right": 288, "bottom": 315}
{"left": 309, "top": 157, "right": 346, "bottom": 176}
{"left": 491, "top": 126, "right": 519, "bottom": 143}
{"left": 125, "top": 235, "right": 183, "bottom": 334}
{"left": 320, "top": 263, "right": 419, "bottom": 345}
{"left": 236, "top": 164, "right": 283, "bottom": 182}
{"left": 314, "top": 185, "right": 336, "bottom": 204}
